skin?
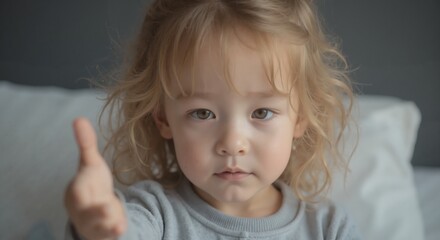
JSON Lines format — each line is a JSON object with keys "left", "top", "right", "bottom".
{"left": 64, "top": 33, "right": 306, "bottom": 239}
{"left": 65, "top": 118, "right": 126, "bottom": 240}
{"left": 155, "top": 35, "right": 307, "bottom": 217}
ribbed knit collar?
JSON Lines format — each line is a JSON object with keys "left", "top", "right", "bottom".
{"left": 176, "top": 179, "right": 304, "bottom": 236}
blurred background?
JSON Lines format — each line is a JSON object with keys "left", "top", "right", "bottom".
{"left": 0, "top": 0, "right": 439, "bottom": 166}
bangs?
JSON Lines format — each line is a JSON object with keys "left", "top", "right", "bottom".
{"left": 152, "top": 4, "right": 306, "bottom": 100}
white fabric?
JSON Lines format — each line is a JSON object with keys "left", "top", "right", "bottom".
{"left": 0, "top": 81, "right": 426, "bottom": 239}
{"left": 414, "top": 167, "right": 440, "bottom": 240}
{"left": 330, "top": 95, "right": 424, "bottom": 240}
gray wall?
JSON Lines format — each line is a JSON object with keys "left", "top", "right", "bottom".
{"left": 1, "top": 0, "right": 439, "bottom": 166}
{"left": 317, "top": 0, "right": 440, "bottom": 166}
{"left": 0, "top": 0, "right": 148, "bottom": 89}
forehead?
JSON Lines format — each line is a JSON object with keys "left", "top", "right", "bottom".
{"left": 166, "top": 29, "right": 296, "bottom": 97}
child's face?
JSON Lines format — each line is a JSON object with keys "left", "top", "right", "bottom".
{"left": 155, "top": 35, "right": 306, "bottom": 216}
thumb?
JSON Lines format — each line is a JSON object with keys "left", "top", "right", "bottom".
{"left": 73, "top": 117, "right": 104, "bottom": 168}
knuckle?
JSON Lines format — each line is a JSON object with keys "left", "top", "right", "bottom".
{"left": 70, "top": 185, "right": 85, "bottom": 203}
{"left": 65, "top": 182, "right": 88, "bottom": 209}
{"left": 97, "top": 204, "right": 110, "bottom": 218}
{"left": 93, "top": 222, "right": 115, "bottom": 238}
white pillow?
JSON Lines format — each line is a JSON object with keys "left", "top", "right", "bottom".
{"left": 330, "top": 95, "right": 424, "bottom": 240}
{"left": 0, "top": 82, "right": 424, "bottom": 239}
{"left": 0, "top": 82, "right": 105, "bottom": 239}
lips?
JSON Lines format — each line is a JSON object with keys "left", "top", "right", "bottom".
{"left": 214, "top": 168, "right": 251, "bottom": 181}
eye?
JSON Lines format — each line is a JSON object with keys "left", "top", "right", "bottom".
{"left": 189, "top": 109, "right": 216, "bottom": 120}
{"left": 252, "top": 108, "right": 274, "bottom": 120}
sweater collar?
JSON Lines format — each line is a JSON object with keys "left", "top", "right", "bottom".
{"left": 176, "top": 179, "right": 303, "bottom": 234}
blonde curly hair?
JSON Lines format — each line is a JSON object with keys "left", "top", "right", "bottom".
{"left": 101, "top": 0, "right": 354, "bottom": 202}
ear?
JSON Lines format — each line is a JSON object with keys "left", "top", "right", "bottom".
{"left": 293, "top": 116, "right": 308, "bottom": 138}
{"left": 153, "top": 109, "right": 173, "bottom": 139}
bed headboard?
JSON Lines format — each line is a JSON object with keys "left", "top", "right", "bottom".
{"left": 1, "top": 0, "right": 439, "bottom": 166}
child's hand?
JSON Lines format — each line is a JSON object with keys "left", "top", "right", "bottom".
{"left": 65, "top": 117, "right": 127, "bottom": 240}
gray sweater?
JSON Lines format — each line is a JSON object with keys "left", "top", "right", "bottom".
{"left": 66, "top": 180, "right": 361, "bottom": 239}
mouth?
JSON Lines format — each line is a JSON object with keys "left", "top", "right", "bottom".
{"left": 214, "top": 169, "right": 251, "bottom": 181}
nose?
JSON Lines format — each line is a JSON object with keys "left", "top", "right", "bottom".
{"left": 215, "top": 125, "right": 249, "bottom": 156}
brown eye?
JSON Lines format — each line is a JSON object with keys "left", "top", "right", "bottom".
{"left": 190, "top": 109, "right": 215, "bottom": 120}
{"left": 252, "top": 108, "right": 273, "bottom": 120}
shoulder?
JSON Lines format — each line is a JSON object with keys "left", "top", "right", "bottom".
{"left": 124, "top": 180, "right": 169, "bottom": 195}
{"left": 301, "top": 199, "right": 362, "bottom": 240}
{"left": 274, "top": 182, "right": 361, "bottom": 239}
{"left": 115, "top": 180, "right": 186, "bottom": 239}
{"left": 119, "top": 180, "right": 181, "bottom": 206}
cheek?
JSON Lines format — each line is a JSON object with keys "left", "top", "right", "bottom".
{"left": 266, "top": 138, "right": 292, "bottom": 163}
{"left": 173, "top": 132, "right": 200, "bottom": 161}
{"left": 256, "top": 126, "right": 294, "bottom": 171}
{"left": 173, "top": 125, "right": 211, "bottom": 151}
{"left": 171, "top": 128, "right": 213, "bottom": 174}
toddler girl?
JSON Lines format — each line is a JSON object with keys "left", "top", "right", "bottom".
{"left": 65, "top": 0, "right": 360, "bottom": 239}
